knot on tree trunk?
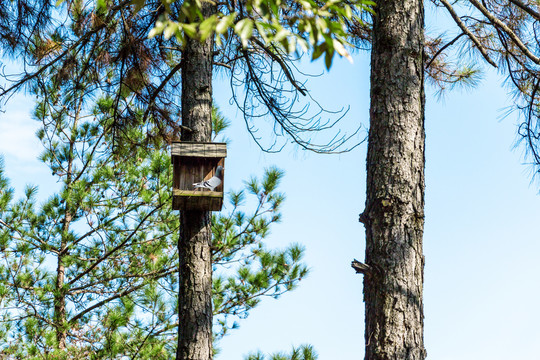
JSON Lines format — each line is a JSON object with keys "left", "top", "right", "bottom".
{"left": 358, "top": 211, "right": 370, "bottom": 225}
{"left": 351, "top": 259, "right": 371, "bottom": 275}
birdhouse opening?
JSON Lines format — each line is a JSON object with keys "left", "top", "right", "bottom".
{"left": 171, "top": 142, "right": 227, "bottom": 211}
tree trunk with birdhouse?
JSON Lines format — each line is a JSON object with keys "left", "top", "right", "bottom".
{"left": 176, "top": 2, "right": 216, "bottom": 359}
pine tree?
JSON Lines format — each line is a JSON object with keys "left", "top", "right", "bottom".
{"left": 8, "top": 1, "right": 540, "bottom": 360}
{"left": 0, "top": 2, "right": 368, "bottom": 359}
{"left": 245, "top": 345, "right": 318, "bottom": 360}
{"left": 0, "top": 65, "right": 308, "bottom": 359}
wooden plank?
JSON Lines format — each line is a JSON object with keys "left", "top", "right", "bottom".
{"left": 171, "top": 141, "right": 227, "bottom": 158}
{"left": 172, "top": 189, "right": 224, "bottom": 211}
{"left": 191, "top": 143, "right": 206, "bottom": 157}
{"left": 173, "top": 190, "right": 223, "bottom": 198}
{"left": 172, "top": 157, "right": 181, "bottom": 188}
{"left": 207, "top": 143, "right": 221, "bottom": 157}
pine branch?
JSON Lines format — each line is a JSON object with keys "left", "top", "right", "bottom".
{"left": 469, "top": 0, "right": 540, "bottom": 64}
{"left": 425, "top": 32, "right": 465, "bottom": 69}
{"left": 251, "top": 38, "right": 307, "bottom": 96}
{"left": 68, "top": 269, "right": 175, "bottom": 324}
{"left": 67, "top": 204, "right": 163, "bottom": 286}
{"left": 507, "top": 0, "right": 540, "bottom": 20}
{"left": 69, "top": 265, "right": 177, "bottom": 294}
{"left": 0, "top": 0, "right": 132, "bottom": 97}
{"left": 439, "top": 0, "right": 498, "bottom": 67}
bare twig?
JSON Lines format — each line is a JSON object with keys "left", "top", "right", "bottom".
{"left": 425, "top": 32, "right": 466, "bottom": 69}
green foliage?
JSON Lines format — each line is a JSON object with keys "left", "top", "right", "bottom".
{"left": 212, "top": 106, "right": 231, "bottom": 143}
{"left": 0, "top": 74, "right": 308, "bottom": 359}
{"left": 0, "top": 77, "right": 178, "bottom": 358}
{"left": 1, "top": 0, "right": 323, "bottom": 355}
{"left": 145, "top": 0, "right": 374, "bottom": 68}
{"left": 3, "top": 0, "right": 368, "bottom": 156}
{"left": 245, "top": 345, "right": 318, "bottom": 360}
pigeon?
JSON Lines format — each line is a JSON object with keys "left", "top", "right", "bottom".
{"left": 193, "top": 166, "right": 223, "bottom": 191}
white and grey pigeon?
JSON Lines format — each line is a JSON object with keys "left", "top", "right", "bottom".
{"left": 193, "top": 166, "right": 223, "bottom": 191}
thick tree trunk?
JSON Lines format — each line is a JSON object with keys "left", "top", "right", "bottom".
{"left": 362, "top": 0, "right": 426, "bottom": 359}
{"left": 176, "top": 4, "right": 215, "bottom": 360}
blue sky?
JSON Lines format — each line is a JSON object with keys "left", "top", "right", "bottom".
{"left": 212, "top": 50, "right": 540, "bottom": 358}
{"left": 2, "top": 16, "right": 540, "bottom": 360}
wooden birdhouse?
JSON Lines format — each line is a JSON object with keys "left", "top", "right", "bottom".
{"left": 171, "top": 141, "right": 227, "bottom": 211}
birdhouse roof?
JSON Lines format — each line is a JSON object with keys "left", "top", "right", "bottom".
{"left": 171, "top": 141, "right": 227, "bottom": 158}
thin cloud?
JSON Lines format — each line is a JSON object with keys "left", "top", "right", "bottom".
{"left": 0, "top": 106, "right": 41, "bottom": 163}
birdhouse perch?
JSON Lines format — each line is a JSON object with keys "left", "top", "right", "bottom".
{"left": 171, "top": 141, "right": 227, "bottom": 211}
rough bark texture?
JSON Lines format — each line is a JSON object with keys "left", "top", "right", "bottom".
{"left": 176, "top": 4, "right": 215, "bottom": 360}
{"left": 362, "top": 0, "right": 426, "bottom": 359}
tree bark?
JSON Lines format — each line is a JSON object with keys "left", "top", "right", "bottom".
{"left": 176, "top": 3, "right": 215, "bottom": 359}
{"left": 362, "top": 0, "right": 426, "bottom": 359}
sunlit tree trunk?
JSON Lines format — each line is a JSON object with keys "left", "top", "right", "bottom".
{"left": 176, "top": 3, "right": 215, "bottom": 359}
{"left": 361, "top": 0, "right": 426, "bottom": 359}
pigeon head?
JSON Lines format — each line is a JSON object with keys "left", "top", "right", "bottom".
{"left": 215, "top": 166, "right": 224, "bottom": 179}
